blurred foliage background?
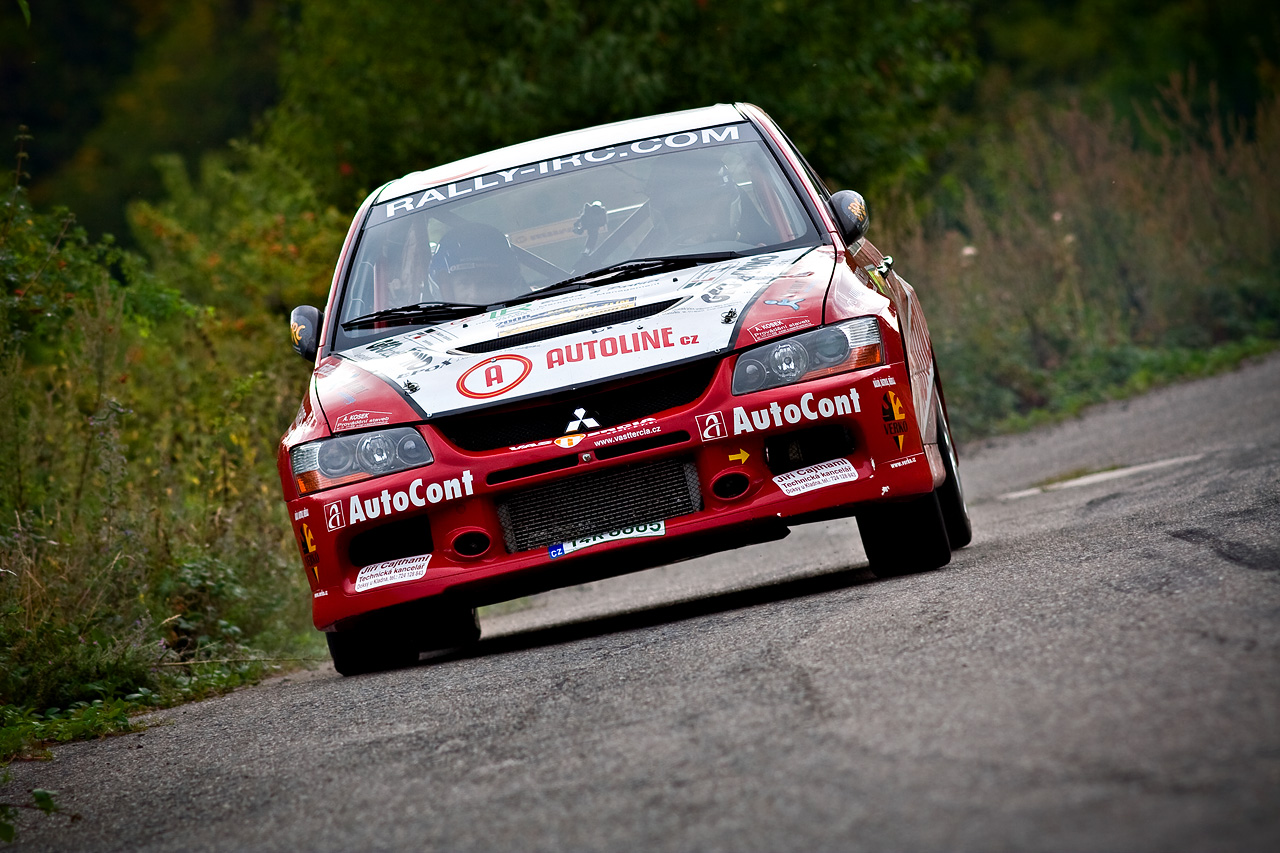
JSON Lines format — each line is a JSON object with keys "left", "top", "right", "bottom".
{"left": 0, "top": 0, "right": 1278, "bottom": 751}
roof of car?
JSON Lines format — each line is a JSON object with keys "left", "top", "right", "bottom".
{"left": 374, "top": 104, "right": 750, "bottom": 203}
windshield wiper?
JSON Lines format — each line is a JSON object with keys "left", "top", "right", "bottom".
{"left": 341, "top": 301, "right": 486, "bottom": 330}
{"left": 495, "top": 252, "right": 742, "bottom": 308}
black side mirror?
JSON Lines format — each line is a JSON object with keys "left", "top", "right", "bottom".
{"left": 290, "top": 305, "right": 322, "bottom": 363}
{"left": 829, "top": 190, "right": 869, "bottom": 245}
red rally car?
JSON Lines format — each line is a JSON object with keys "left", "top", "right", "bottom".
{"left": 281, "top": 103, "right": 971, "bottom": 675}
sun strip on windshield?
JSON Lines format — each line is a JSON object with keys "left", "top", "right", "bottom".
{"left": 369, "top": 122, "right": 762, "bottom": 229}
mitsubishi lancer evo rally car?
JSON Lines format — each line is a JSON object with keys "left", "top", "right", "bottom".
{"left": 281, "top": 103, "right": 971, "bottom": 675}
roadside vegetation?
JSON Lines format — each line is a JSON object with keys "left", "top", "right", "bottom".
{"left": 882, "top": 76, "right": 1280, "bottom": 439}
{"left": 1, "top": 3, "right": 1277, "bottom": 830}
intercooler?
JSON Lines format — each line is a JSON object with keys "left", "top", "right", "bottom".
{"left": 496, "top": 458, "right": 702, "bottom": 553}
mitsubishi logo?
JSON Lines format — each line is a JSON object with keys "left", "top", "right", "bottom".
{"left": 565, "top": 407, "right": 600, "bottom": 433}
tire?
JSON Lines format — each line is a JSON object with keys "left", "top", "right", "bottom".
{"left": 418, "top": 606, "right": 481, "bottom": 652}
{"left": 327, "top": 603, "right": 481, "bottom": 677}
{"left": 326, "top": 627, "right": 420, "bottom": 677}
{"left": 935, "top": 398, "right": 973, "bottom": 549}
{"left": 857, "top": 490, "right": 952, "bottom": 577}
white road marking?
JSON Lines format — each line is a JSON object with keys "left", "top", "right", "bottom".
{"left": 998, "top": 454, "right": 1205, "bottom": 501}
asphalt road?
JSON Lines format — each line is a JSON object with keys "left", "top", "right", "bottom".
{"left": 5, "top": 354, "right": 1279, "bottom": 852}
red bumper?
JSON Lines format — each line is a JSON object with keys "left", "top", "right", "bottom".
{"left": 286, "top": 358, "right": 934, "bottom": 630}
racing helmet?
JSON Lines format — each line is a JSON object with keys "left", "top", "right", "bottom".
{"left": 644, "top": 151, "right": 742, "bottom": 244}
{"left": 427, "top": 222, "right": 523, "bottom": 304}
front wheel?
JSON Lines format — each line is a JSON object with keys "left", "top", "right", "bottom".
{"left": 935, "top": 398, "right": 972, "bottom": 549}
{"left": 327, "top": 602, "right": 481, "bottom": 676}
{"left": 857, "top": 490, "right": 952, "bottom": 578}
{"left": 326, "top": 628, "right": 420, "bottom": 677}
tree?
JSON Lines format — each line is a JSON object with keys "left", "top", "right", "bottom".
{"left": 266, "top": 0, "right": 976, "bottom": 203}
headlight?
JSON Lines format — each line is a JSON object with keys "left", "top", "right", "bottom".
{"left": 731, "top": 317, "right": 883, "bottom": 395}
{"left": 290, "top": 427, "right": 433, "bottom": 495}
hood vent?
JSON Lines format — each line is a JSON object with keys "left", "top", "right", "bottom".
{"left": 456, "top": 299, "right": 680, "bottom": 355}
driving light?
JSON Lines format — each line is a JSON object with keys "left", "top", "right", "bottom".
{"left": 291, "top": 427, "right": 434, "bottom": 495}
{"left": 731, "top": 317, "right": 883, "bottom": 395}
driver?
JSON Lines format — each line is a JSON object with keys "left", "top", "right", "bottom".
{"left": 641, "top": 151, "right": 744, "bottom": 252}
{"left": 427, "top": 222, "right": 525, "bottom": 305}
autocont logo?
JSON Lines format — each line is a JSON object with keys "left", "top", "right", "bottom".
{"left": 456, "top": 354, "right": 533, "bottom": 399}
{"left": 324, "top": 500, "right": 345, "bottom": 531}
{"left": 696, "top": 411, "right": 727, "bottom": 441}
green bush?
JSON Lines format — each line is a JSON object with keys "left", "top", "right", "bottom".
{"left": 1, "top": 136, "right": 325, "bottom": 760}
{"left": 882, "top": 78, "right": 1280, "bottom": 439}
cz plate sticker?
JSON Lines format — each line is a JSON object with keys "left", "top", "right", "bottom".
{"left": 548, "top": 521, "right": 666, "bottom": 559}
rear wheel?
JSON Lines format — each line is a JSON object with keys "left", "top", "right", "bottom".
{"left": 327, "top": 602, "right": 481, "bottom": 676}
{"left": 857, "top": 490, "right": 952, "bottom": 578}
{"left": 935, "top": 398, "right": 972, "bottom": 549}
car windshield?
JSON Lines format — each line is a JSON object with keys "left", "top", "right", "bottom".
{"left": 333, "top": 121, "right": 820, "bottom": 350}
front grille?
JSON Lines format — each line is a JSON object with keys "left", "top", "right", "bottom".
{"left": 496, "top": 458, "right": 702, "bottom": 553}
{"left": 433, "top": 359, "right": 718, "bottom": 451}
{"left": 457, "top": 300, "right": 679, "bottom": 354}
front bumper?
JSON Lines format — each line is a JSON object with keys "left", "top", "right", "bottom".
{"left": 287, "top": 357, "right": 934, "bottom": 630}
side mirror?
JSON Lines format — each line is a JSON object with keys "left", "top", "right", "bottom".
{"left": 290, "top": 305, "right": 322, "bottom": 363}
{"left": 829, "top": 190, "right": 869, "bottom": 245}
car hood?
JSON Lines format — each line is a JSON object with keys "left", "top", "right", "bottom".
{"left": 314, "top": 246, "right": 836, "bottom": 432}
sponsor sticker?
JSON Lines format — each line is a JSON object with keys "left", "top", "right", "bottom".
{"left": 377, "top": 124, "right": 753, "bottom": 224}
{"left": 696, "top": 411, "right": 728, "bottom": 441}
{"left": 313, "top": 590, "right": 328, "bottom": 598}
{"left": 333, "top": 410, "right": 392, "bottom": 432}
{"left": 872, "top": 377, "right": 896, "bottom": 388}
{"left": 457, "top": 355, "right": 533, "bottom": 399}
{"left": 888, "top": 455, "right": 919, "bottom": 469}
{"left": 489, "top": 297, "right": 636, "bottom": 337}
{"left": 590, "top": 425, "right": 660, "bottom": 447}
{"left": 731, "top": 388, "right": 861, "bottom": 435}
{"left": 544, "top": 326, "right": 694, "bottom": 369}
{"left": 324, "top": 500, "right": 346, "bottom": 531}
{"left": 293, "top": 508, "right": 309, "bottom": 521}
{"left": 772, "top": 458, "right": 859, "bottom": 496}
{"left": 865, "top": 265, "right": 891, "bottom": 297}
{"left": 554, "top": 434, "right": 585, "bottom": 449}
{"left": 354, "top": 555, "right": 431, "bottom": 592}
{"left": 881, "top": 390, "right": 908, "bottom": 451}
{"left": 748, "top": 317, "right": 814, "bottom": 342}
{"left": 298, "top": 522, "right": 319, "bottom": 581}
{"left": 548, "top": 521, "right": 666, "bottom": 559}
{"left": 344, "top": 470, "right": 475, "bottom": 526}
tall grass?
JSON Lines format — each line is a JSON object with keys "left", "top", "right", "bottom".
{"left": 0, "top": 141, "right": 332, "bottom": 753}
{"left": 881, "top": 76, "right": 1280, "bottom": 438}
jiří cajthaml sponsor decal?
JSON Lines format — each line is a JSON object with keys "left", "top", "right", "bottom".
{"left": 323, "top": 470, "right": 475, "bottom": 530}
{"left": 354, "top": 554, "right": 431, "bottom": 592}
{"left": 772, "top": 458, "right": 859, "bottom": 496}
{"left": 548, "top": 521, "right": 666, "bottom": 559}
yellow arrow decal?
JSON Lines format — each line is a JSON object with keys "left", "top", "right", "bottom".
{"left": 729, "top": 449, "right": 749, "bottom": 464}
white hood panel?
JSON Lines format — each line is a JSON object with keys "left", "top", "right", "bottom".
{"left": 339, "top": 248, "right": 820, "bottom": 420}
